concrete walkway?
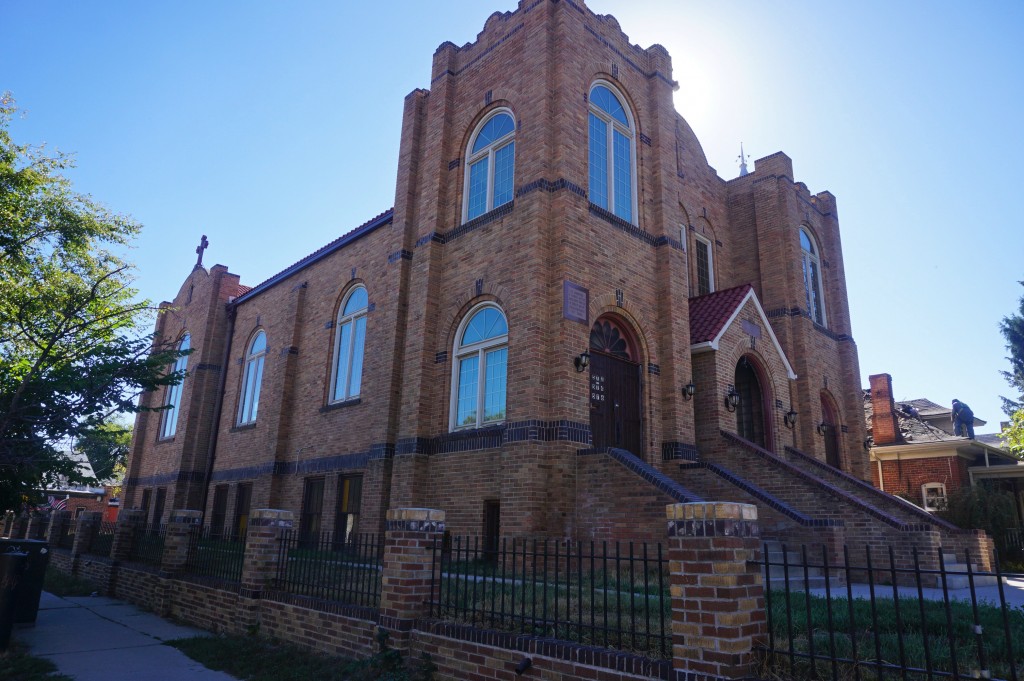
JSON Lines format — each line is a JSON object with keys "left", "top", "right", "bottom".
{"left": 13, "top": 592, "right": 237, "bottom": 681}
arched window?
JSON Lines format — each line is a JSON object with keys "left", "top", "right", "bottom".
{"left": 464, "top": 110, "right": 516, "bottom": 222}
{"left": 588, "top": 83, "right": 636, "bottom": 224}
{"left": 800, "top": 228, "right": 826, "bottom": 326}
{"left": 331, "top": 286, "right": 368, "bottom": 402}
{"left": 160, "top": 333, "right": 190, "bottom": 439}
{"left": 694, "top": 234, "right": 715, "bottom": 296}
{"left": 451, "top": 304, "right": 508, "bottom": 430}
{"left": 238, "top": 331, "right": 266, "bottom": 425}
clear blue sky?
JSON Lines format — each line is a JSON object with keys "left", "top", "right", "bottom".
{"left": 4, "top": 1, "right": 1022, "bottom": 433}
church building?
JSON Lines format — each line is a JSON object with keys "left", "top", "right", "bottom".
{"left": 127, "top": 1, "right": 983, "bottom": 560}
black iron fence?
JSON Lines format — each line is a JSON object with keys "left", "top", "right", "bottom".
{"left": 1006, "top": 528, "right": 1024, "bottom": 555}
{"left": 56, "top": 519, "right": 76, "bottom": 549}
{"left": 84, "top": 522, "right": 116, "bottom": 557}
{"left": 761, "top": 544, "right": 1024, "bottom": 680}
{"left": 272, "top": 530, "right": 382, "bottom": 609}
{"left": 128, "top": 527, "right": 166, "bottom": 566}
{"left": 427, "top": 537, "right": 671, "bottom": 660}
{"left": 184, "top": 527, "right": 246, "bottom": 583}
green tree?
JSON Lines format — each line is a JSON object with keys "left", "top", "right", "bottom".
{"left": 1002, "top": 407, "right": 1024, "bottom": 460}
{"left": 0, "top": 93, "right": 184, "bottom": 511}
{"left": 74, "top": 421, "right": 131, "bottom": 482}
{"left": 999, "top": 279, "right": 1024, "bottom": 416}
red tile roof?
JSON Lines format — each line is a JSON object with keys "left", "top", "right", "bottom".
{"left": 689, "top": 284, "right": 753, "bottom": 345}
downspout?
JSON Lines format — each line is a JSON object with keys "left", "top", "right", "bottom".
{"left": 199, "top": 303, "right": 237, "bottom": 519}
{"left": 877, "top": 457, "right": 884, "bottom": 492}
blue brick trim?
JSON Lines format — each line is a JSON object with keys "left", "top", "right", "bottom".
{"left": 600, "top": 447, "right": 703, "bottom": 503}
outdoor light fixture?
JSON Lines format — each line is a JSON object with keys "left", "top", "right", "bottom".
{"left": 574, "top": 350, "right": 590, "bottom": 372}
{"left": 682, "top": 383, "right": 696, "bottom": 400}
{"left": 515, "top": 657, "right": 533, "bottom": 675}
{"left": 816, "top": 422, "right": 827, "bottom": 436}
{"left": 784, "top": 409, "right": 797, "bottom": 429}
{"left": 725, "top": 385, "right": 740, "bottom": 412}
{"left": 863, "top": 438, "right": 872, "bottom": 451}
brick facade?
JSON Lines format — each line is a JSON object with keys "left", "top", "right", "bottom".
{"left": 122, "top": 0, "right": 960, "bottom": 567}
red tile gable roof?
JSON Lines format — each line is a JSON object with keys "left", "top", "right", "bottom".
{"left": 689, "top": 284, "right": 753, "bottom": 345}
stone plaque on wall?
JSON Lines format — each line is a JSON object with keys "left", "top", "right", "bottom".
{"left": 563, "top": 280, "right": 589, "bottom": 324}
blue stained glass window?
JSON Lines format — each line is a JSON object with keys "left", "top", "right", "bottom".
{"left": 453, "top": 305, "right": 508, "bottom": 430}
{"left": 465, "top": 111, "right": 515, "bottom": 222}
{"left": 589, "top": 83, "right": 635, "bottom": 223}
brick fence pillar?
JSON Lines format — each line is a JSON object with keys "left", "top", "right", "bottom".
{"left": 10, "top": 513, "right": 28, "bottom": 539}
{"left": 378, "top": 508, "right": 445, "bottom": 652}
{"left": 46, "top": 510, "right": 71, "bottom": 545}
{"left": 667, "top": 502, "right": 766, "bottom": 680}
{"left": 235, "top": 509, "right": 293, "bottom": 636}
{"left": 161, "top": 510, "right": 202, "bottom": 576}
{"left": 111, "top": 509, "right": 146, "bottom": 561}
{"left": 2, "top": 511, "right": 14, "bottom": 537}
{"left": 72, "top": 512, "right": 103, "bottom": 557}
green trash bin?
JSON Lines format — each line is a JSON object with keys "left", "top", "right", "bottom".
{"left": 0, "top": 539, "right": 50, "bottom": 625}
{"left": 0, "top": 550, "right": 27, "bottom": 650}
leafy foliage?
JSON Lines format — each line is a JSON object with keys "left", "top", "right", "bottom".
{"left": 74, "top": 420, "right": 131, "bottom": 482}
{"left": 1002, "top": 407, "right": 1024, "bottom": 461}
{"left": 999, "top": 279, "right": 1024, "bottom": 416}
{"left": 937, "top": 485, "right": 1018, "bottom": 555}
{"left": 0, "top": 93, "right": 184, "bottom": 511}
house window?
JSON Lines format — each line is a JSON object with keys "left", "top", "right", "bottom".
{"left": 160, "top": 334, "right": 191, "bottom": 439}
{"left": 451, "top": 304, "right": 508, "bottom": 430}
{"left": 695, "top": 235, "right": 714, "bottom": 296}
{"left": 334, "top": 474, "right": 363, "bottom": 546}
{"left": 589, "top": 83, "right": 636, "bottom": 224}
{"left": 464, "top": 110, "right": 515, "bottom": 221}
{"left": 800, "top": 228, "right": 827, "bottom": 326}
{"left": 331, "top": 287, "right": 368, "bottom": 403}
{"left": 299, "top": 477, "right": 325, "bottom": 546}
{"left": 922, "top": 483, "right": 947, "bottom": 512}
{"left": 238, "top": 331, "right": 267, "bottom": 425}
{"left": 152, "top": 487, "right": 167, "bottom": 532}
{"left": 140, "top": 488, "right": 152, "bottom": 516}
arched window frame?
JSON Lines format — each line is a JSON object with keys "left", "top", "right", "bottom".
{"left": 800, "top": 227, "right": 827, "bottom": 327}
{"left": 159, "top": 333, "right": 191, "bottom": 439}
{"left": 449, "top": 303, "right": 509, "bottom": 431}
{"left": 330, "top": 286, "right": 368, "bottom": 403}
{"left": 588, "top": 81, "right": 638, "bottom": 225}
{"left": 237, "top": 330, "right": 267, "bottom": 425}
{"left": 463, "top": 108, "right": 516, "bottom": 223}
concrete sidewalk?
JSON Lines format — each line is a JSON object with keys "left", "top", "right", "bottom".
{"left": 13, "top": 592, "right": 237, "bottom": 681}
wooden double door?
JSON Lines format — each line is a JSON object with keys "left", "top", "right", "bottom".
{"left": 589, "top": 351, "right": 643, "bottom": 456}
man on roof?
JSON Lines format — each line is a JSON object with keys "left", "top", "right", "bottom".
{"left": 951, "top": 399, "right": 975, "bottom": 439}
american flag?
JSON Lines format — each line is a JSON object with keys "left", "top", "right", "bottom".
{"left": 47, "top": 495, "right": 68, "bottom": 511}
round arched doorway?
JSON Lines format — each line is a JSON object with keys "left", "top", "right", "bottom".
{"left": 588, "top": 316, "right": 643, "bottom": 456}
{"left": 734, "top": 355, "right": 771, "bottom": 450}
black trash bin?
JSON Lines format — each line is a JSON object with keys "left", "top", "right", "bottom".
{"left": 0, "top": 539, "right": 50, "bottom": 625}
{"left": 0, "top": 550, "right": 28, "bottom": 651}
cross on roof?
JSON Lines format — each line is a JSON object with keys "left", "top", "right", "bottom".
{"left": 195, "top": 235, "right": 209, "bottom": 268}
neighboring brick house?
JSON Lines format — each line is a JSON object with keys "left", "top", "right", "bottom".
{"left": 866, "top": 373, "right": 1023, "bottom": 521}
{"left": 125, "top": 1, "right": 988, "bottom": 560}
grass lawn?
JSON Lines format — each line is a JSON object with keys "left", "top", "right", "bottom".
{"left": 167, "top": 633, "right": 436, "bottom": 681}
{"left": 42, "top": 567, "right": 98, "bottom": 598}
{"left": 0, "top": 642, "right": 73, "bottom": 681}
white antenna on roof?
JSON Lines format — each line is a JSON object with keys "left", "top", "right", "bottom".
{"left": 737, "top": 143, "right": 750, "bottom": 177}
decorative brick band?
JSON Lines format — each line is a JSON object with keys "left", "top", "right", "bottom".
{"left": 661, "top": 441, "right": 699, "bottom": 461}
{"left": 583, "top": 25, "right": 677, "bottom": 88}
{"left": 515, "top": 177, "right": 586, "bottom": 198}
{"left": 588, "top": 203, "right": 684, "bottom": 251}
{"left": 387, "top": 249, "right": 413, "bottom": 264}
{"left": 666, "top": 502, "right": 760, "bottom": 538}
{"left": 126, "top": 469, "right": 205, "bottom": 487}
{"left": 398, "top": 420, "right": 590, "bottom": 456}
{"left": 601, "top": 447, "right": 704, "bottom": 503}
{"left": 443, "top": 201, "right": 514, "bottom": 243}
{"left": 764, "top": 307, "right": 854, "bottom": 342}
{"left": 210, "top": 462, "right": 275, "bottom": 483}
{"left": 385, "top": 519, "right": 445, "bottom": 533}
{"left": 194, "top": 363, "right": 222, "bottom": 373}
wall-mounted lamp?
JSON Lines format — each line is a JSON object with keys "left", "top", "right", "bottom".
{"left": 682, "top": 383, "right": 696, "bottom": 400}
{"left": 783, "top": 409, "right": 797, "bottom": 429}
{"left": 725, "top": 385, "right": 740, "bottom": 412}
{"left": 515, "top": 657, "right": 533, "bottom": 675}
{"left": 816, "top": 422, "right": 828, "bottom": 436}
{"left": 574, "top": 350, "right": 590, "bottom": 373}
{"left": 863, "top": 438, "right": 872, "bottom": 451}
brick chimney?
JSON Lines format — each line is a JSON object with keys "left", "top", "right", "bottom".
{"left": 869, "top": 373, "right": 903, "bottom": 445}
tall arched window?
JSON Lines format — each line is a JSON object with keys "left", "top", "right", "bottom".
{"left": 237, "top": 331, "right": 266, "bottom": 425}
{"left": 588, "top": 83, "right": 636, "bottom": 224}
{"left": 331, "top": 286, "right": 368, "bottom": 402}
{"left": 464, "top": 110, "right": 516, "bottom": 222}
{"left": 451, "top": 304, "right": 508, "bottom": 430}
{"left": 800, "top": 228, "right": 826, "bottom": 326}
{"left": 160, "top": 333, "right": 190, "bottom": 439}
